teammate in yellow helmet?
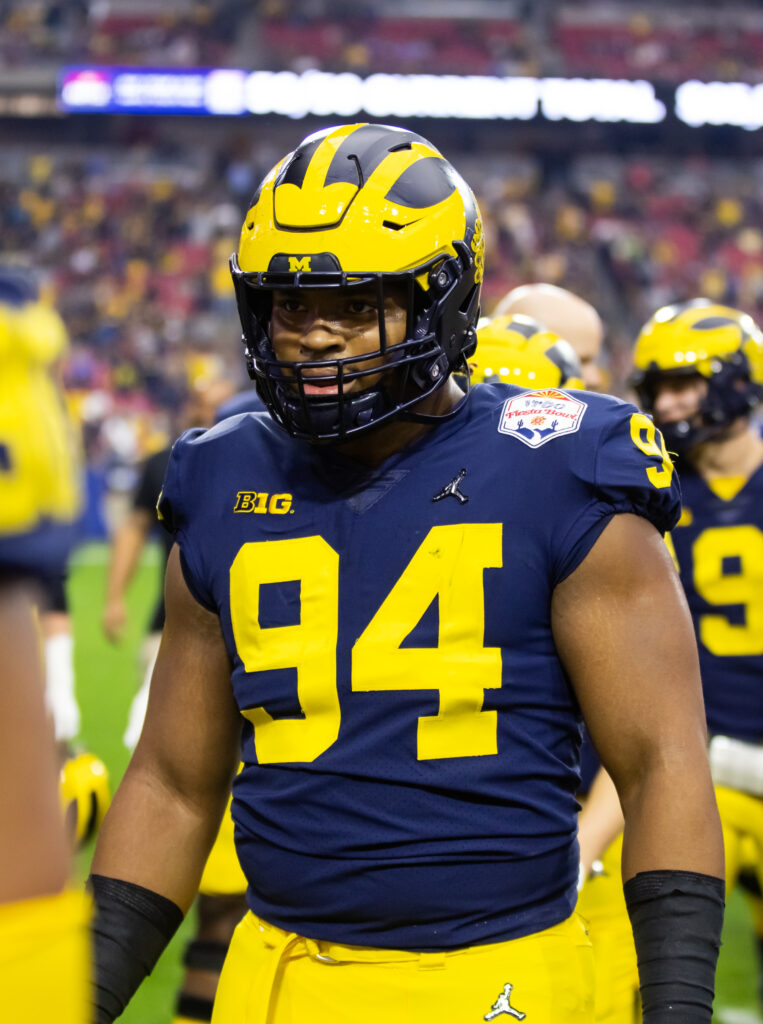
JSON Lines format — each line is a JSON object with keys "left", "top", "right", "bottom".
{"left": 471, "top": 313, "right": 583, "bottom": 389}
{"left": 633, "top": 299, "right": 763, "bottom": 1012}
{"left": 478, "top": 302, "right": 637, "bottom": 1024}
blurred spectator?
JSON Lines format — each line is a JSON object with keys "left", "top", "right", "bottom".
{"left": 2, "top": 2, "right": 762, "bottom": 82}
{"left": 3, "top": 132, "right": 763, "bottom": 498}
{"left": 2, "top": 4, "right": 763, "bottom": 528}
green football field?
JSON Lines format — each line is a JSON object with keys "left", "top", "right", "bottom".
{"left": 68, "top": 542, "right": 761, "bottom": 1024}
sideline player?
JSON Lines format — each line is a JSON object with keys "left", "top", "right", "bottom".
{"left": 102, "top": 376, "right": 246, "bottom": 1024}
{"left": 103, "top": 376, "right": 234, "bottom": 747}
{"left": 494, "top": 282, "right": 605, "bottom": 391}
{"left": 22, "top": 291, "right": 114, "bottom": 849}
{"left": 632, "top": 298, "right": 763, "bottom": 1004}
{"left": 0, "top": 271, "right": 112, "bottom": 849}
{"left": 492, "top": 287, "right": 643, "bottom": 1022}
{"left": 0, "top": 269, "right": 90, "bottom": 1021}
{"left": 90, "top": 124, "right": 723, "bottom": 1024}
{"left": 482, "top": 298, "right": 641, "bottom": 1023}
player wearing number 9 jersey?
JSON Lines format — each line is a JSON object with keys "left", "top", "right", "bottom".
{"left": 0, "top": 268, "right": 90, "bottom": 1023}
{"left": 632, "top": 298, "right": 763, "bottom": 963}
{"left": 90, "top": 124, "right": 724, "bottom": 1024}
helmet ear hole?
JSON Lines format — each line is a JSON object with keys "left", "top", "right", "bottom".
{"left": 460, "top": 283, "right": 480, "bottom": 317}
{"left": 463, "top": 329, "right": 477, "bottom": 360}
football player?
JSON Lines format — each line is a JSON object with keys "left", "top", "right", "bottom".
{"left": 493, "top": 283, "right": 606, "bottom": 391}
{"left": 478, "top": 307, "right": 640, "bottom": 1024}
{"left": 90, "top": 124, "right": 723, "bottom": 1024}
{"left": 632, "top": 298, "right": 763, "bottom": 1005}
{"left": 102, "top": 375, "right": 246, "bottom": 1024}
{"left": 0, "top": 270, "right": 113, "bottom": 852}
{"left": 476, "top": 303, "right": 640, "bottom": 1023}
{"left": 0, "top": 269, "right": 90, "bottom": 1021}
{"left": 19, "top": 293, "right": 115, "bottom": 850}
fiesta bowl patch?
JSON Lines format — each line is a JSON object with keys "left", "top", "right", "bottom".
{"left": 498, "top": 389, "right": 588, "bottom": 448}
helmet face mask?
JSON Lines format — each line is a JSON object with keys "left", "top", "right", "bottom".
{"left": 230, "top": 123, "right": 483, "bottom": 443}
{"left": 631, "top": 300, "right": 763, "bottom": 454}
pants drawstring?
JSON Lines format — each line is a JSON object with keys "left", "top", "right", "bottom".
{"left": 255, "top": 926, "right": 302, "bottom": 1024}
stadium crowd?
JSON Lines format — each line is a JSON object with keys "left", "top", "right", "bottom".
{"left": 2, "top": 125, "right": 762, "bottom": 524}
{"left": 1, "top": 1, "right": 762, "bottom": 529}
{"left": 1, "top": 0, "right": 762, "bottom": 82}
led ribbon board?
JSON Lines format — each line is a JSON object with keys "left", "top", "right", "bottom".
{"left": 58, "top": 66, "right": 760, "bottom": 128}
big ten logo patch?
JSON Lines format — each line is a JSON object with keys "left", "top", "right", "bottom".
{"left": 234, "top": 492, "right": 293, "bottom": 514}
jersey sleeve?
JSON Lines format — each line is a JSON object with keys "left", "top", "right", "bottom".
{"left": 552, "top": 399, "right": 681, "bottom": 583}
{"left": 156, "top": 429, "right": 217, "bottom": 612}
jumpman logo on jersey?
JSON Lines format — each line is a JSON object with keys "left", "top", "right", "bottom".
{"left": 432, "top": 468, "right": 468, "bottom": 504}
{"left": 484, "top": 983, "right": 527, "bottom": 1021}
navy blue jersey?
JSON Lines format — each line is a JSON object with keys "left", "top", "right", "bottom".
{"left": 578, "top": 730, "right": 602, "bottom": 797}
{"left": 668, "top": 463, "right": 763, "bottom": 743}
{"left": 159, "top": 385, "right": 679, "bottom": 950}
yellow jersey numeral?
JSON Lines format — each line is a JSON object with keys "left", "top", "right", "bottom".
{"left": 230, "top": 524, "right": 503, "bottom": 763}
{"left": 693, "top": 525, "right": 763, "bottom": 656}
{"left": 629, "top": 412, "right": 674, "bottom": 489}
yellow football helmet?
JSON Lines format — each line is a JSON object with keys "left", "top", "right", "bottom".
{"left": 471, "top": 314, "right": 583, "bottom": 389}
{"left": 230, "top": 123, "right": 484, "bottom": 442}
{"left": 59, "top": 751, "right": 111, "bottom": 849}
{"left": 631, "top": 299, "right": 763, "bottom": 450}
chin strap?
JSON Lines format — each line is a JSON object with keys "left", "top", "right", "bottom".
{"left": 399, "top": 356, "right": 472, "bottom": 426}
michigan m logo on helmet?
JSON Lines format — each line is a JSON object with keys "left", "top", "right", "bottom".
{"left": 230, "top": 123, "right": 484, "bottom": 442}
{"left": 631, "top": 299, "right": 763, "bottom": 452}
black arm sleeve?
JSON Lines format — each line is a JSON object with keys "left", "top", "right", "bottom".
{"left": 624, "top": 869, "right": 725, "bottom": 1024}
{"left": 89, "top": 874, "right": 184, "bottom": 1024}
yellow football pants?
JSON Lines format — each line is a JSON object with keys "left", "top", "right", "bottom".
{"left": 0, "top": 889, "right": 91, "bottom": 1024}
{"left": 716, "top": 785, "right": 763, "bottom": 892}
{"left": 575, "top": 783, "right": 763, "bottom": 1024}
{"left": 212, "top": 910, "right": 594, "bottom": 1024}
{"left": 577, "top": 834, "right": 639, "bottom": 1024}
{"left": 199, "top": 794, "right": 247, "bottom": 897}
